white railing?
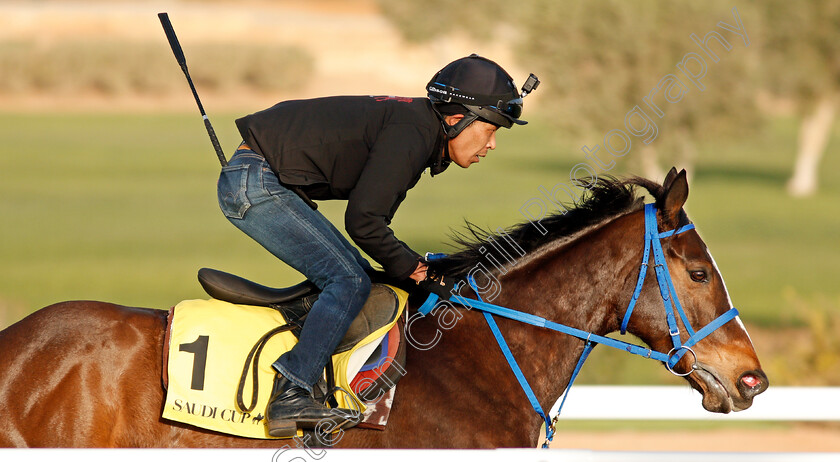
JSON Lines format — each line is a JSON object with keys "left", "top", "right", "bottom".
{"left": 551, "top": 385, "right": 840, "bottom": 421}
{"left": 2, "top": 387, "right": 836, "bottom": 462}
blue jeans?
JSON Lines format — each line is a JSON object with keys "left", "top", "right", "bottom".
{"left": 217, "top": 147, "right": 372, "bottom": 392}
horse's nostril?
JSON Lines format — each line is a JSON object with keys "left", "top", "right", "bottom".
{"left": 738, "top": 370, "right": 769, "bottom": 400}
{"left": 741, "top": 374, "right": 761, "bottom": 388}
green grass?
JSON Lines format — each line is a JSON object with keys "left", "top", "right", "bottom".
{"left": 0, "top": 111, "right": 838, "bottom": 385}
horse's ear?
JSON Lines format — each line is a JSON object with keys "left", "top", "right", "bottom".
{"left": 662, "top": 169, "right": 689, "bottom": 222}
{"left": 662, "top": 167, "right": 679, "bottom": 191}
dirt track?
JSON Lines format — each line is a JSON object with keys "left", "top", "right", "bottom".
{"left": 551, "top": 424, "right": 840, "bottom": 453}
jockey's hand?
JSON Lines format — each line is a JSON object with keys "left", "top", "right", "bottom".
{"left": 417, "top": 272, "right": 458, "bottom": 301}
{"left": 409, "top": 262, "right": 428, "bottom": 283}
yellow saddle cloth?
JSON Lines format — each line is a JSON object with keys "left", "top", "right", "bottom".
{"left": 161, "top": 285, "right": 407, "bottom": 439}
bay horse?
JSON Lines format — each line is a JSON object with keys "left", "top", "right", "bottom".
{"left": 0, "top": 169, "right": 767, "bottom": 448}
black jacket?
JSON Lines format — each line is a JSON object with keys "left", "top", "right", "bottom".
{"left": 235, "top": 95, "right": 447, "bottom": 280}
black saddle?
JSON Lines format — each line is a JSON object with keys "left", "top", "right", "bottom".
{"left": 199, "top": 268, "right": 407, "bottom": 411}
{"left": 198, "top": 267, "right": 319, "bottom": 306}
{"left": 197, "top": 268, "right": 400, "bottom": 354}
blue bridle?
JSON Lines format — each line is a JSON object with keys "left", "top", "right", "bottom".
{"left": 419, "top": 203, "right": 740, "bottom": 448}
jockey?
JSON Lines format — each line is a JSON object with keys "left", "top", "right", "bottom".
{"left": 217, "top": 54, "right": 536, "bottom": 437}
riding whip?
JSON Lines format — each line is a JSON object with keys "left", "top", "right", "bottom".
{"left": 158, "top": 12, "right": 228, "bottom": 167}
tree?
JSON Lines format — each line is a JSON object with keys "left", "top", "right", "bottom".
{"left": 379, "top": 0, "right": 761, "bottom": 181}
{"left": 758, "top": 0, "right": 840, "bottom": 197}
{"left": 515, "top": 1, "right": 760, "bottom": 180}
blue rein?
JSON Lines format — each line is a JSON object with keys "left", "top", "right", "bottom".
{"left": 419, "top": 203, "right": 740, "bottom": 448}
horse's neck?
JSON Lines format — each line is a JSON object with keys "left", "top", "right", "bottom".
{"left": 397, "top": 212, "right": 644, "bottom": 447}
{"left": 503, "top": 218, "right": 641, "bottom": 323}
{"left": 486, "top": 212, "right": 644, "bottom": 441}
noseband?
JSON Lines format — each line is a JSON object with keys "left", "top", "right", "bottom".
{"left": 419, "top": 203, "right": 740, "bottom": 447}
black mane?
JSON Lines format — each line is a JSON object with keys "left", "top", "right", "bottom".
{"left": 427, "top": 176, "right": 664, "bottom": 279}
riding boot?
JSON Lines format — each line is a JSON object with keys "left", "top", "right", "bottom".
{"left": 266, "top": 373, "right": 359, "bottom": 437}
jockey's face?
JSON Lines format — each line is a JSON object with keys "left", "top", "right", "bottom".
{"left": 445, "top": 115, "right": 498, "bottom": 168}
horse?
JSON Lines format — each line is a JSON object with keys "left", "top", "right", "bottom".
{"left": 0, "top": 168, "right": 768, "bottom": 448}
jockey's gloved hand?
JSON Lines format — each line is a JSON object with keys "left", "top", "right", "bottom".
{"left": 418, "top": 273, "right": 458, "bottom": 300}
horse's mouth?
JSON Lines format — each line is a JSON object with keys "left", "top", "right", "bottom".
{"left": 689, "top": 363, "right": 749, "bottom": 414}
{"left": 688, "top": 362, "right": 769, "bottom": 414}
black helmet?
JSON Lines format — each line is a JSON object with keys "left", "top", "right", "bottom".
{"left": 427, "top": 54, "right": 538, "bottom": 137}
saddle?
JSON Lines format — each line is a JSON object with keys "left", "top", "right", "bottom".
{"left": 197, "top": 267, "right": 401, "bottom": 355}
{"left": 159, "top": 268, "right": 406, "bottom": 439}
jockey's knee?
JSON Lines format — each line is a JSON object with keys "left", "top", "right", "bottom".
{"left": 329, "top": 270, "right": 371, "bottom": 315}
{"left": 353, "top": 272, "right": 372, "bottom": 303}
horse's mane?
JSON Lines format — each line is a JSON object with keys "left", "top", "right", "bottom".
{"left": 427, "top": 176, "right": 665, "bottom": 278}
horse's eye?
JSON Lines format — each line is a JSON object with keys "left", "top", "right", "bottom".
{"left": 689, "top": 270, "right": 707, "bottom": 282}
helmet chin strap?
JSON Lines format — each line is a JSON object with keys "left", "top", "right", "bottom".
{"left": 443, "top": 112, "right": 480, "bottom": 138}
{"left": 429, "top": 103, "right": 484, "bottom": 176}
{"left": 428, "top": 107, "right": 454, "bottom": 176}
{"left": 431, "top": 142, "right": 451, "bottom": 176}
{"left": 430, "top": 103, "right": 481, "bottom": 139}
